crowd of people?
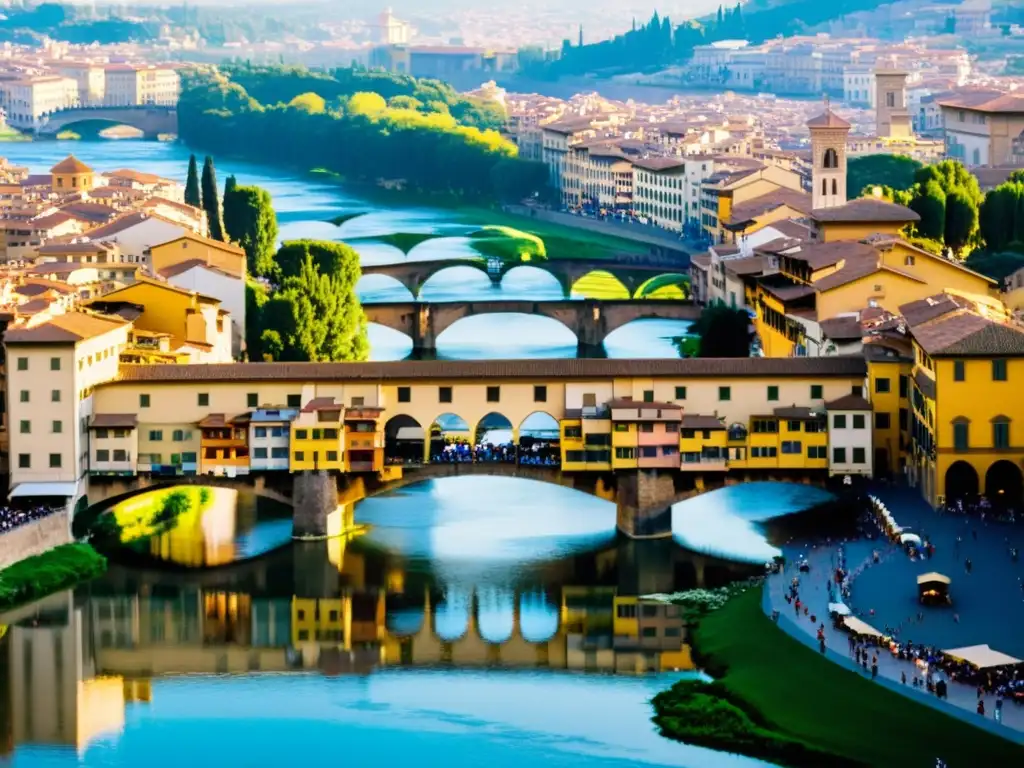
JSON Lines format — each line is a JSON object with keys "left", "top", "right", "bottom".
{"left": 429, "top": 440, "right": 560, "bottom": 466}
{"left": 941, "top": 495, "right": 1017, "bottom": 524}
{"left": 0, "top": 504, "right": 60, "bottom": 534}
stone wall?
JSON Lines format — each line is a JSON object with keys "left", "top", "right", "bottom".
{"left": 0, "top": 512, "right": 72, "bottom": 571}
{"left": 293, "top": 471, "right": 339, "bottom": 539}
{"left": 616, "top": 470, "right": 679, "bottom": 538}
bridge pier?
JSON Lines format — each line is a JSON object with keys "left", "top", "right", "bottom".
{"left": 575, "top": 301, "right": 607, "bottom": 355}
{"left": 615, "top": 469, "right": 676, "bottom": 539}
{"left": 412, "top": 304, "right": 436, "bottom": 356}
{"left": 293, "top": 470, "right": 339, "bottom": 539}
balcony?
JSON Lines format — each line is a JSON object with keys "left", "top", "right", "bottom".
{"left": 348, "top": 460, "right": 375, "bottom": 473}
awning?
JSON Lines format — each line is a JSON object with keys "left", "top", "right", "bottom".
{"left": 843, "top": 616, "right": 887, "bottom": 639}
{"left": 9, "top": 481, "right": 77, "bottom": 498}
{"left": 917, "top": 572, "right": 951, "bottom": 585}
{"left": 395, "top": 426, "right": 425, "bottom": 441}
{"left": 943, "top": 644, "right": 1023, "bottom": 669}
{"left": 828, "top": 602, "right": 851, "bottom": 616}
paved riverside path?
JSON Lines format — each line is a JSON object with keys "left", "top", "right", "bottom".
{"left": 762, "top": 529, "right": 1024, "bottom": 743}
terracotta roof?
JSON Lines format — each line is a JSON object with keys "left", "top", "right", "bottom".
{"left": 690, "top": 253, "right": 711, "bottom": 270}
{"left": 824, "top": 394, "right": 872, "bottom": 411}
{"left": 4, "top": 312, "right": 127, "bottom": 344}
{"left": 37, "top": 241, "right": 117, "bottom": 255}
{"left": 607, "top": 398, "right": 683, "bottom": 412}
{"left": 142, "top": 196, "right": 201, "bottom": 215}
{"left": 682, "top": 414, "right": 725, "bottom": 430}
{"left": 806, "top": 109, "right": 852, "bottom": 129}
{"left": 820, "top": 315, "right": 863, "bottom": 341}
{"left": 912, "top": 312, "right": 1024, "bottom": 357}
{"left": 632, "top": 156, "right": 687, "bottom": 172}
{"left": 50, "top": 155, "right": 93, "bottom": 174}
{"left": 83, "top": 211, "right": 158, "bottom": 239}
{"left": 773, "top": 406, "right": 819, "bottom": 420}
{"left": 58, "top": 201, "right": 118, "bottom": 224}
{"left": 302, "top": 396, "right": 341, "bottom": 413}
{"left": 198, "top": 413, "right": 230, "bottom": 428}
{"left": 155, "top": 231, "right": 245, "bottom": 256}
{"left": 90, "top": 413, "right": 138, "bottom": 429}
{"left": 811, "top": 198, "right": 919, "bottom": 224}
{"left": 107, "top": 169, "right": 173, "bottom": 185}
{"left": 899, "top": 293, "right": 972, "bottom": 328}
{"left": 159, "top": 258, "right": 238, "bottom": 280}
{"left": 727, "top": 188, "right": 812, "bottom": 226}
{"left": 793, "top": 240, "right": 876, "bottom": 270}
{"left": 109, "top": 357, "right": 868, "bottom": 385}
{"left": 723, "top": 256, "right": 770, "bottom": 277}
{"left": 936, "top": 90, "right": 1024, "bottom": 114}
{"left": 759, "top": 279, "right": 817, "bottom": 302}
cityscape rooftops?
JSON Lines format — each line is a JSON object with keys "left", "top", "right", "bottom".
{"left": 4, "top": 311, "right": 127, "bottom": 344}
{"left": 810, "top": 197, "right": 920, "bottom": 223}
{"left": 806, "top": 109, "right": 852, "bottom": 130}
{"left": 50, "top": 155, "right": 93, "bottom": 174}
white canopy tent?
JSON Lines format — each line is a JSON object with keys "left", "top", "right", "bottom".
{"left": 9, "top": 482, "right": 77, "bottom": 498}
{"left": 943, "top": 644, "right": 1023, "bottom": 669}
{"left": 900, "top": 533, "right": 922, "bottom": 545}
{"left": 828, "top": 602, "right": 851, "bottom": 616}
{"left": 843, "top": 616, "right": 887, "bottom": 638}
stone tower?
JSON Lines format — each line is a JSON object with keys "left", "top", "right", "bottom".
{"left": 874, "top": 69, "right": 912, "bottom": 138}
{"left": 807, "top": 104, "right": 851, "bottom": 210}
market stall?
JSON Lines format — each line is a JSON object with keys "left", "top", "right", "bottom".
{"left": 917, "top": 572, "right": 951, "bottom": 605}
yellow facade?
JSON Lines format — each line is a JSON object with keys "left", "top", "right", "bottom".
{"left": 816, "top": 220, "right": 904, "bottom": 243}
{"left": 611, "top": 422, "right": 639, "bottom": 469}
{"left": 290, "top": 418, "right": 344, "bottom": 471}
{"left": 147, "top": 233, "right": 245, "bottom": 280}
{"left": 867, "top": 357, "right": 909, "bottom": 476}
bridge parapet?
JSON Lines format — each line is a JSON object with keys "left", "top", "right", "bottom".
{"left": 37, "top": 106, "right": 178, "bottom": 139}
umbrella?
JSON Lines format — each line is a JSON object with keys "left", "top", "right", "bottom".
{"left": 828, "top": 602, "right": 851, "bottom": 616}
{"left": 900, "top": 533, "right": 922, "bottom": 545}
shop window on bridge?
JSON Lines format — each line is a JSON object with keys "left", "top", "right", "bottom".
{"left": 899, "top": 375, "right": 908, "bottom": 397}
{"left": 954, "top": 361, "right": 965, "bottom": 382}
{"left": 675, "top": 386, "right": 687, "bottom": 400}
{"left": 853, "top": 448, "right": 866, "bottom": 464}
{"left": 565, "top": 450, "right": 585, "bottom": 462}
{"left": 787, "top": 420, "right": 801, "bottom": 432}
{"left": 781, "top": 441, "right": 802, "bottom": 454}
{"left": 751, "top": 446, "right": 777, "bottom": 458}
{"left": 617, "top": 604, "right": 637, "bottom": 619}
{"left": 875, "top": 413, "right": 891, "bottom": 429}
{"left": 832, "top": 447, "right": 847, "bottom": 464}
{"left": 615, "top": 447, "right": 635, "bottom": 459}
{"left": 487, "top": 386, "right": 501, "bottom": 403}
{"left": 719, "top": 386, "right": 731, "bottom": 401}
{"left": 810, "top": 384, "right": 823, "bottom": 399}
{"left": 807, "top": 446, "right": 827, "bottom": 459}
{"left": 614, "top": 423, "right": 630, "bottom": 432}
{"left": 853, "top": 414, "right": 866, "bottom": 429}
{"left": 875, "top": 378, "right": 891, "bottom": 393}
{"left": 584, "top": 449, "right": 611, "bottom": 462}
{"left": 752, "top": 419, "right": 777, "bottom": 434}
{"left": 247, "top": 393, "right": 259, "bottom": 408}
{"left": 437, "top": 386, "right": 453, "bottom": 403}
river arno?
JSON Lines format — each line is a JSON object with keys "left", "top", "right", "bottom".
{"left": 0, "top": 139, "right": 693, "bottom": 360}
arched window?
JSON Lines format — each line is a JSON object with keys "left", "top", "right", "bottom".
{"left": 823, "top": 148, "right": 839, "bottom": 169}
{"left": 832, "top": 179, "right": 838, "bottom": 195}
{"left": 822, "top": 179, "right": 828, "bottom": 195}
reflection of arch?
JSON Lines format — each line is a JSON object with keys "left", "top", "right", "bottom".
{"left": 477, "top": 588, "right": 516, "bottom": 643}
{"left": 634, "top": 272, "right": 690, "bottom": 299}
{"left": 985, "top": 460, "right": 1023, "bottom": 505}
{"left": 434, "top": 589, "right": 471, "bottom": 641}
{"left": 386, "top": 592, "right": 426, "bottom": 636}
{"left": 823, "top": 147, "right": 839, "bottom": 169}
{"left": 570, "top": 269, "right": 630, "bottom": 299}
{"left": 384, "top": 414, "right": 424, "bottom": 465}
{"left": 944, "top": 460, "right": 979, "bottom": 500}
{"left": 519, "top": 589, "right": 560, "bottom": 643}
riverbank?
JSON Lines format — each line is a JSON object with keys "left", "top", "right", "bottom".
{"left": 0, "top": 543, "right": 106, "bottom": 611}
{"left": 654, "top": 588, "right": 1023, "bottom": 767}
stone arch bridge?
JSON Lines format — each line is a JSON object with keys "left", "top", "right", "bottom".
{"left": 37, "top": 106, "right": 178, "bottom": 139}
{"left": 360, "top": 257, "right": 690, "bottom": 300}
{"left": 363, "top": 298, "right": 700, "bottom": 355}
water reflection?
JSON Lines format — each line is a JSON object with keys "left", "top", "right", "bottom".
{"left": 671, "top": 482, "right": 835, "bottom": 563}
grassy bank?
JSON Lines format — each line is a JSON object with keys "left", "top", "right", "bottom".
{"left": 0, "top": 544, "right": 106, "bottom": 611}
{"left": 653, "top": 589, "right": 1021, "bottom": 767}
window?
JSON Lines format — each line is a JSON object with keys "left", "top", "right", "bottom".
{"left": 953, "top": 361, "right": 965, "bottom": 382}
{"left": 752, "top": 419, "right": 778, "bottom": 433}
{"left": 140, "top": 394, "right": 150, "bottom": 408}
{"left": 324, "top": 429, "right": 339, "bottom": 440}
{"left": 781, "top": 441, "right": 802, "bottom": 454}
{"left": 198, "top": 393, "right": 209, "bottom": 407}
{"left": 993, "top": 419, "right": 1010, "bottom": 449}
{"left": 17, "top": 454, "right": 29, "bottom": 469}
{"left": 643, "top": 390, "right": 654, "bottom": 403}
{"left": 852, "top": 447, "right": 866, "bottom": 464}
{"left": 899, "top": 375, "right": 908, "bottom": 397}
{"left": 296, "top": 429, "right": 308, "bottom": 439}
{"left": 953, "top": 421, "right": 969, "bottom": 451}
{"left": 823, "top": 147, "right": 839, "bottom": 169}
{"left": 254, "top": 427, "right": 267, "bottom": 438}
{"left": 96, "top": 449, "right": 110, "bottom": 462}
{"left": 19, "top": 420, "right": 29, "bottom": 434}
{"left": 875, "top": 377, "right": 890, "bottom": 393}
{"left": 787, "top": 420, "right": 801, "bottom": 432}
{"left": 810, "top": 384, "right": 823, "bottom": 399}
{"left": 294, "top": 451, "right": 305, "bottom": 462}
{"left": 534, "top": 385, "right": 548, "bottom": 402}
{"left": 617, "top": 603, "right": 637, "bottom": 618}
{"left": 439, "top": 386, "right": 452, "bottom": 403}
{"left": 615, "top": 447, "right": 636, "bottom": 459}
{"left": 95, "top": 428, "right": 109, "bottom": 439}
{"left": 833, "top": 414, "right": 846, "bottom": 429}
{"left": 675, "top": 386, "right": 687, "bottom": 400}
{"left": 271, "top": 447, "right": 288, "bottom": 459}
{"left": 16, "top": 357, "right": 26, "bottom": 371}
{"left": 51, "top": 389, "right": 60, "bottom": 402}
{"left": 875, "top": 413, "right": 891, "bottom": 429}
{"left": 397, "top": 387, "right": 411, "bottom": 403}
{"left": 49, "top": 453, "right": 61, "bottom": 468}
{"left": 563, "top": 426, "right": 582, "bottom": 439}
{"left": 853, "top": 414, "right": 866, "bottom": 429}
{"left": 149, "top": 430, "right": 163, "bottom": 441}
{"left": 287, "top": 394, "right": 301, "bottom": 408}
{"left": 18, "top": 390, "right": 28, "bottom": 403}
{"left": 807, "top": 446, "right": 827, "bottom": 459}
{"left": 251, "top": 447, "right": 267, "bottom": 459}
{"left": 904, "top": 255, "right": 915, "bottom": 266}
{"left": 113, "top": 449, "right": 127, "bottom": 462}
{"left": 832, "top": 447, "right": 847, "bottom": 464}
{"left": 614, "top": 423, "right": 630, "bottom": 432}
{"left": 718, "top": 386, "right": 731, "bottom": 401}
{"left": 767, "top": 385, "right": 778, "bottom": 401}
{"left": 247, "top": 393, "right": 259, "bottom": 408}
{"left": 326, "top": 451, "right": 338, "bottom": 462}
{"left": 992, "top": 359, "right": 1008, "bottom": 382}
{"left": 50, "top": 357, "right": 61, "bottom": 371}
{"left": 171, "top": 429, "right": 184, "bottom": 441}
{"left": 487, "top": 386, "right": 500, "bottom": 403}
{"left": 52, "top": 420, "right": 62, "bottom": 434}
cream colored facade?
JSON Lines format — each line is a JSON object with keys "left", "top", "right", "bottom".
{"left": 55, "top": 63, "right": 106, "bottom": 107}
{"left": 633, "top": 160, "right": 688, "bottom": 232}
{"left": 102, "top": 65, "right": 178, "bottom": 107}
{"left": 939, "top": 95, "right": 1024, "bottom": 167}
{"left": 0, "top": 75, "right": 79, "bottom": 129}
{"left": 562, "top": 145, "right": 633, "bottom": 209}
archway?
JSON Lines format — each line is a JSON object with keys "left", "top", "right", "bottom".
{"left": 384, "top": 414, "right": 424, "bottom": 466}
{"left": 570, "top": 269, "right": 630, "bottom": 299}
{"left": 434, "top": 587, "right": 471, "bottom": 641}
{"left": 46, "top": 118, "right": 145, "bottom": 139}
{"left": 944, "top": 460, "right": 979, "bottom": 501}
{"left": 429, "top": 412, "right": 471, "bottom": 462}
{"left": 419, "top": 264, "right": 494, "bottom": 301}
{"left": 519, "top": 411, "right": 560, "bottom": 467}
{"left": 356, "top": 274, "right": 415, "bottom": 303}
{"left": 519, "top": 589, "right": 560, "bottom": 642}
{"left": 499, "top": 265, "right": 566, "bottom": 299}
{"left": 634, "top": 273, "right": 691, "bottom": 300}
{"left": 474, "top": 412, "right": 515, "bottom": 463}
{"left": 985, "top": 460, "right": 1023, "bottom": 507}
{"left": 476, "top": 587, "right": 516, "bottom": 644}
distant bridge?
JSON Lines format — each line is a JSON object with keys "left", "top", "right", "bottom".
{"left": 359, "top": 256, "right": 691, "bottom": 300}
{"left": 362, "top": 298, "right": 700, "bottom": 354}
{"left": 37, "top": 106, "right": 178, "bottom": 139}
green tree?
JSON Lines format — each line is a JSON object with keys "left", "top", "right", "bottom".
{"left": 224, "top": 182, "right": 278, "bottom": 277}
{"left": 288, "top": 91, "right": 326, "bottom": 114}
{"left": 184, "top": 154, "right": 201, "bottom": 207}
{"left": 260, "top": 251, "right": 367, "bottom": 361}
{"left": 910, "top": 181, "right": 946, "bottom": 241}
{"left": 944, "top": 188, "right": 979, "bottom": 252}
{"left": 979, "top": 183, "right": 1024, "bottom": 252}
{"left": 694, "top": 305, "right": 751, "bottom": 357}
{"left": 276, "top": 239, "right": 358, "bottom": 280}
{"left": 201, "top": 156, "right": 224, "bottom": 241}
{"left": 846, "top": 155, "right": 921, "bottom": 200}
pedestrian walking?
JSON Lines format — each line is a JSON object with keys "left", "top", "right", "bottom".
{"left": 977, "top": 699, "right": 985, "bottom": 717}
{"left": 995, "top": 696, "right": 1003, "bottom": 724}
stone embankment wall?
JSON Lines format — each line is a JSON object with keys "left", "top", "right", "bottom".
{"left": 0, "top": 512, "right": 71, "bottom": 570}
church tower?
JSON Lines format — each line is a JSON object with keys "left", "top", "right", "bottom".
{"left": 874, "top": 68, "right": 912, "bottom": 138}
{"left": 807, "top": 101, "right": 851, "bottom": 210}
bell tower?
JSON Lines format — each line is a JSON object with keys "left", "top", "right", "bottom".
{"left": 807, "top": 99, "right": 851, "bottom": 210}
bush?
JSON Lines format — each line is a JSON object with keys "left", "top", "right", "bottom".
{"left": 0, "top": 544, "right": 106, "bottom": 611}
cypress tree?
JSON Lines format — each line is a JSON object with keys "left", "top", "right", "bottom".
{"left": 201, "top": 155, "right": 224, "bottom": 241}
{"left": 184, "top": 154, "right": 200, "bottom": 208}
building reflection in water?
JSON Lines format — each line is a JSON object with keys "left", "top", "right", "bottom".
{"left": 0, "top": 530, "right": 759, "bottom": 753}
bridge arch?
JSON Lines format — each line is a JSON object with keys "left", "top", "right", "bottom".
{"left": 37, "top": 106, "right": 177, "bottom": 139}
{"left": 434, "top": 587, "right": 472, "bottom": 641}
{"left": 519, "top": 411, "right": 561, "bottom": 466}
{"left": 383, "top": 414, "right": 425, "bottom": 466}
{"left": 429, "top": 412, "right": 472, "bottom": 462}
{"left": 634, "top": 272, "right": 691, "bottom": 299}
{"left": 386, "top": 592, "right": 427, "bottom": 636}
{"left": 475, "top": 411, "right": 515, "bottom": 448}
{"left": 417, "top": 262, "right": 495, "bottom": 299}
{"left": 570, "top": 269, "right": 630, "bottom": 299}
{"left": 357, "top": 273, "right": 415, "bottom": 302}
{"left": 500, "top": 265, "right": 569, "bottom": 298}
{"left": 433, "top": 311, "right": 578, "bottom": 353}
